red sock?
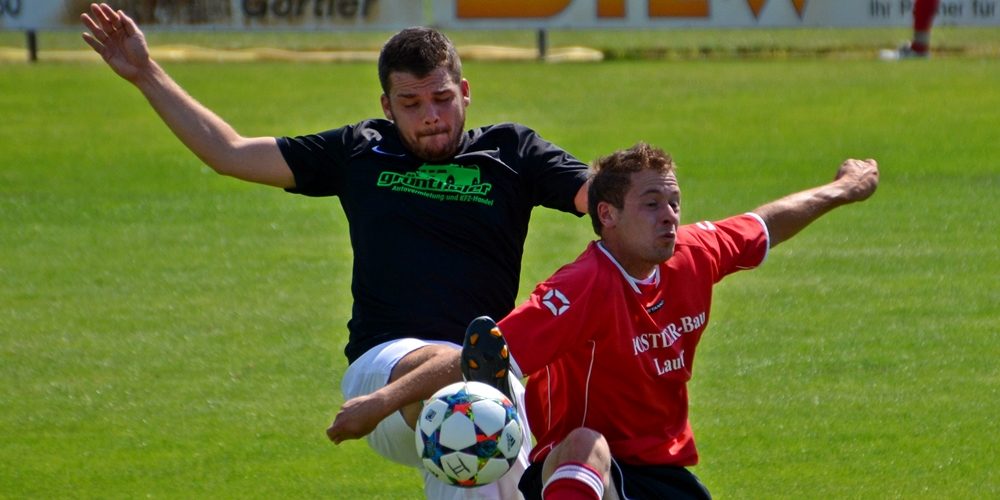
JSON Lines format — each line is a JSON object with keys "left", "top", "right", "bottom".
{"left": 913, "top": 0, "right": 940, "bottom": 31}
{"left": 911, "top": 0, "right": 940, "bottom": 52}
{"left": 543, "top": 462, "right": 604, "bottom": 500}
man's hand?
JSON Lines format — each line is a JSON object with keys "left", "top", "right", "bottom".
{"left": 834, "top": 158, "right": 880, "bottom": 204}
{"left": 754, "top": 157, "right": 880, "bottom": 247}
{"left": 326, "top": 394, "right": 392, "bottom": 445}
{"left": 81, "top": 3, "right": 151, "bottom": 83}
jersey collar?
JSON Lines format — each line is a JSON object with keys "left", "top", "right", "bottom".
{"left": 596, "top": 241, "right": 660, "bottom": 294}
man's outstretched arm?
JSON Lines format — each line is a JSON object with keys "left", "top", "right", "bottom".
{"left": 754, "top": 158, "right": 879, "bottom": 248}
{"left": 81, "top": 3, "right": 294, "bottom": 188}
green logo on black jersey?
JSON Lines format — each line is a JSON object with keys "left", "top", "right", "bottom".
{"left": 377, "top": 164, "right": 494, "bottom": 206}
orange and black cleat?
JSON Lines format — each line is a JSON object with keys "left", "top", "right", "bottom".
{"left": 460, "top": 316, "right": 512, "bottom": 400}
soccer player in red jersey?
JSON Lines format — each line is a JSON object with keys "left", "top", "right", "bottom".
{"left": 489, "top": 143, "right": 879, "bottom": 499}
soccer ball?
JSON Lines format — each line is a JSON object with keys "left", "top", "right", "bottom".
{"left": 415, "top": 381, "right": 523, "bottom": 487}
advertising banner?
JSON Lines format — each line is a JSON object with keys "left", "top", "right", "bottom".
{"left": 0, "top": 0, "right": 424, "bottom": 30}
{"left": 3, "top": 0, "right": 997, "bottom": 30}
{"left": 433, "top": 0, "right": 1000, "bottom": 29}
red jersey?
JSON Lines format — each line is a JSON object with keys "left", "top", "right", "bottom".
{"left": 500, "top": 214, "right": 768, "bottom": 467}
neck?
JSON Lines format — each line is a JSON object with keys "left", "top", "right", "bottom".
{"left": 597, "top": 241, "right": 656, "bottom": 281}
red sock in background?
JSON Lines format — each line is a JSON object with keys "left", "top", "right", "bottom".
{"left": 543, "top": 462, "right": 604, "bottom": 500}
{"left": 912, "top": 0, "right": 941, "bottom": 53}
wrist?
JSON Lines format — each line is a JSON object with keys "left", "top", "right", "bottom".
{"left": 368, "top": 387, "right": 403, "bottom": 421}
{"left": 829, "top": 179, "right": 859, "bottom": 206}
{"left": 131, "top": 59, "right": 164, "bottom": 90}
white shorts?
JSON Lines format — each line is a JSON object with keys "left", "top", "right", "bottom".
{"left": 341, "top": 338, "right": 531, "bottom": 500}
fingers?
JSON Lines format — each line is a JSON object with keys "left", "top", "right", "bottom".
{"left": 86, "top": 3, "right": 110, "bottom": 33}
{"left": 81, "top": 32, "right": 103, "bottom": 52}
{"left": 841, "top": 158, "right": 878, "bottom": 174}
{"left": 83, "top": 3, "right": 128, "bottom": 41}
{"left": 326, "top": 411, "right": 348, "bottom": 444}
{"left": 838, "top": 158, "right": 879, "bottom": 202}
{"left": 848, "top": 158, "right": 878, "bottom": 171}
{"left": 81, "top": 13, "right": 109, "bottom": 54}
{"left": 92, "top": 3, "right": 121, "bottom": 32}
{"left": 81, "top": 6, "right": 110, "bottom": 48}
{"left": 853, "top": 158, "right": 879, "bottom": 178}
{"left": 122, "top": 11, "right": 141, "bottom": 37}
{"left": 834, "top": 158, "right": 879, "bottom": 193}
{"left": 326, "top": 423, "right": 342, "bottom": 444}
{"left": 326, "top": 418, "right": 356, "bottom": 445}
{"left": 81, "top": 11, "right": 104, "bottom": 45}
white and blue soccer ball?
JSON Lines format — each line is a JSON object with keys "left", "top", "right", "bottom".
{"left": 415, "top": 381, "right": 523, "bottom": 487}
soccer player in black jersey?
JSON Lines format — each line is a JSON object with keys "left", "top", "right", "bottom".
{"left": 83, "top": 3, "right": 588, "bottom": 497}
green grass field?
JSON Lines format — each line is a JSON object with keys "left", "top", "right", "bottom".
{"left": 1, "top": 33, "right": 998, "bottom": 497}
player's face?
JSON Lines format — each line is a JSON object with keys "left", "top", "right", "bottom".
{"left": 382, "top": 67, "right": 470, "bottom": 162}
{"left": 601, "top": 169, "right": 681, "bottom": 278}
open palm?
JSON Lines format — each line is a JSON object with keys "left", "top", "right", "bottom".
{"left": 81, "top": 3, "right": 150, "bottom": 82}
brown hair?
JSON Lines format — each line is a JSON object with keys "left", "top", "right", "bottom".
{"left": 378, "top": 27, "right": 462, "bottom": 94}
{"left": 587, "top": 142, "right": 676, "bottom": 235}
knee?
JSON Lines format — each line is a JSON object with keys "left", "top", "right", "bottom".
{"left": 565, "top": 427, "right": 606, "bottom": 446}
{"left": 561, "top": 427, "right": 612, "bottom": 468}
{"left": 543, "top": 427, "right": 613, "bottom": 489}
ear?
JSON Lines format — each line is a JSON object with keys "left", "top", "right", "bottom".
{"left": 460, "top": 78, "right": 471, "bottom": 107}
{"left": 381, "top": 94, "right": 393, "bottom": 121}
{"left": 597, "top": 201, "right": 617, "bottom": 229}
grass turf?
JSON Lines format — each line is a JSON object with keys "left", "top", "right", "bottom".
{"left": 1, "top": 52, "right": 997, "bottom": 496}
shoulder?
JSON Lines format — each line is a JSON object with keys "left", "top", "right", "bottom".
{"left": 677, "top": 220, "right": 722, "bottom": 249}
{"left": 512, "top": 244, "right": 610, "bottom": 330}
{"left": 468, "top": 122, "right": 580, "bottom": 169}
{"left": 543, "top": 243, "right": 614, "bottom": 294}
{"left": 678, "top": 215, "right": 765, "bottom": 245}
{"left": 673, "top": 219, "right": 735, "bottom": 265}
{"left": 283, "top": 119, "right": 393, "bottom": 146}
{"left": 674, "top": 214, "right": 769, "bottom": 272}
{"left": 468, "top": 122, "right": 538, "bottom": 145}
{"left": 348, "top": 118, "right": 396, "bottom": 143}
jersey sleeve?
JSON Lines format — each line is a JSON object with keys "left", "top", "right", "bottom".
{"left": 681, "top": 213, "right": 769, "bottom": 282}
{"left": 278, "top": 125, "right": 355, "bottom": 197}
{"left": 499, "top": 258, "right": 599, "bottom": 376}
{"left": 515, "top": 125, "right": 589, "bottom": 214}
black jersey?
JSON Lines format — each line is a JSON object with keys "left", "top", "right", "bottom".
{"left": 278, "top": 119, "right": 588, "bottom": 363}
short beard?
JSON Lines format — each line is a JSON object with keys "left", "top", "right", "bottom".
{"left": 408, "top": 128, "right": 463, "bottom": 162}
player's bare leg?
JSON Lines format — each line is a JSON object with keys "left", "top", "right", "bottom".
{"left": 389, "top": 345, "right": 463, "bottom": 429}
{"left": 542, "top": 427, "right": 620, "bottom": 500}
